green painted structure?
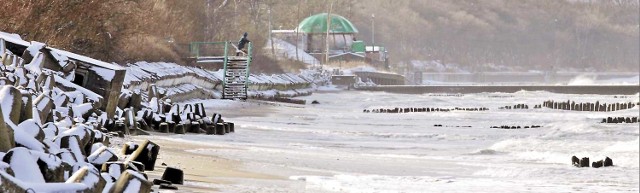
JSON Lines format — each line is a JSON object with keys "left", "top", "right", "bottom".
{"left": 297, "top": 13, "right": 359, "bottom": 34}
{"left": 351, "top": 41, "right": 365, "bottom": 53}
{"left": 188, "top": 41, "right": 252, "bottom": 99}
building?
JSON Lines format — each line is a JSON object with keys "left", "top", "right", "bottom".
{"left": 272, "top": 13, "right": 388, "bottom": 67}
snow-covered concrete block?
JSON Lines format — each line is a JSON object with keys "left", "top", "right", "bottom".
{"left": 56, "top": 148, "right": 78, "bottom": 166}
{"left": 2, "top": 147, "right": 46, "bottom": 183}
{"left": 125, "top": 140, "right": 160, "bottom": 171}
{"left": 194, "top": 102, "right": 206, "bottom": 117}
{"left": 21, "top": 41, "right": 46, "bottom": 64}
{"left": 117, "top": 92, "right": 130, "bottom": 110}
{"left": 147, "top": 84, "right": 159, "bottom": 101}
{"left": 0, "top": 170, "right": 29, "bottom": 193}
{"left": 129, "top": 90, "right": 142, "bottom": 110}
{"left": 31, "top": 150, "right": 67, "bottom": 182}
{"left": 1, "top": 53, "right": 13, "bottom": 66}
{"left": 89, "top": 142, "right": 105, "bottom": 155}
{"left": 120, "top": 142, "right": 138, "bottom": 156}
{"left": 0, "top": 38, "right": 6, "bottom": 56}
{"left": 19, "top": 91, "right": 34, "bottom": 123}
{"left": 61, "top": 124, "right": 95, "bottom": 155}
{"left": 55, "top": 135, "right": 85, "bottom": 162}
{"left": 124, "top": 108, "right": 137, "bottom": 131}
{"left": 71, "top": 103, "right": 95, "bottom": 120}
{"left": 137, "top": 119, "right": 150, "bottom": 131}
{"left": 65, "top": 166, "right": 106, "bottom": 192}
{"left": 86, "top": 146, "right": 118, "bottom": 166}
{"left": 16, "top": 119, "right": 45, "bottom": 141}
{"left": 0, "top": 85, "right": 23, "bottom": 124}
{"left": 129, "top": 161, "right": 146, "bottom": 172}
{"left": 0, "top": 106, "right": 15, "bottom": 152}
{"left": 53, "top": 93, "right": 70, "bottom": 108}
{"left": 100, "top": 162, "right": 127, "bottom": 180}
{"left": 34, "top": 93, "right": 54, "bottom": 124}
{"left": 108, "top": 169, "right": 152, "bottom": 193}
{"left": 113, "top": 120, "right": 130, "bottom": 135}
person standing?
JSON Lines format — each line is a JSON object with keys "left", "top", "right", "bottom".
{"left": 237, "top": 32, "right": 250, "bottom": 56}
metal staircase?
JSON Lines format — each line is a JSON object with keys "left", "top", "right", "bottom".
{"left": 189, "top": 41, "right": 252, "bottom": 100}
{"left": 223, "top": 55, "right": 251, "bottom": 99}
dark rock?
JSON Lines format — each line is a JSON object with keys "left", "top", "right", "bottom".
{"left": 311, "top": 100, "right": 320, "bottom": 104}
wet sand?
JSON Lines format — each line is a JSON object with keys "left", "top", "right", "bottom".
{"left": 132, "top": 136, "right": 283, "bottom": 193}
{"left": 131, "top": 99, "right": 289, "bottom": 192}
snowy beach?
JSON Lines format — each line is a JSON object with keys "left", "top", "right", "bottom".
{"left": 144, "top": 91, "right": 639, "bottom": 192}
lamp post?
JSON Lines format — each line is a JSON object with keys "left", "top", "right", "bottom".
{"left": 325, "top": 0, "right": 335, "bottom": 66}
{"left": 371, "top": 14, "right": 375, "bottom": 46}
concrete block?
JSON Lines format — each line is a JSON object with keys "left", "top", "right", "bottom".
{"left": 108, "top": 170, "right": 152, "bottom": 193}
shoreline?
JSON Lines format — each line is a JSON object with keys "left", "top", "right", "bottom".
{"left": 135, "top": 99, "right": 291, "bottom": 192}
{"left": 135, "top": 135, "right": 284, "bottom": 192}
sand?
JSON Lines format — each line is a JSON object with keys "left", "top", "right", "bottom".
{"left": 134, "top": 136, "right": 281, "bottom": 192}
{"left": 130, "top": 99, "right": 288, "bottom": 192}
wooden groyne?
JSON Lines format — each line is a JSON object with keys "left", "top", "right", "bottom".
{"left": 355, "top": 85, "right": 640, "bottom": 95}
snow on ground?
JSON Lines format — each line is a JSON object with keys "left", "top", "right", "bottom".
{"left": 267, "top": 38, "right": 321, "bottom": 65}
{"left": 156, "top": 91, "right": 639, "bottom": 192}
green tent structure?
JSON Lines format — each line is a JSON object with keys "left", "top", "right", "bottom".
{"left": 296, "top": 13, "right": 359, "bottom": 34}
{"left": 294, "top": 13, "right": 360, "bottom": 59}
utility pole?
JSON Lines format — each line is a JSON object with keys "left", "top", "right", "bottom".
{"left": 325, "top": 0, "right": 335, "bottom": 67}
{"left": 295, "top": 0, "right": 301, "bottom": 61}
{"left": 268, "top": 5, "right": 276, "bottom": 60}
{"left": 371, "top": 14, "right": 375, "bottom": 46}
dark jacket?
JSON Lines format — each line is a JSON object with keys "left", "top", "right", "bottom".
{"left": 238, "top": 33, "right": 250, "bottom": 50}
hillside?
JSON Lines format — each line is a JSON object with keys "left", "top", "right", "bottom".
{"left": 1, "top": 0, "right": 638, "bottom": 73}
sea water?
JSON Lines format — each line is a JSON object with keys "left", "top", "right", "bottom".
{"left": 168, "top": 91, "right": 639, "bottom": 192}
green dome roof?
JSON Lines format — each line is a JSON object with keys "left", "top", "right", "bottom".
{"left": 297, "top": 13, "right": 358, "bottom": 34}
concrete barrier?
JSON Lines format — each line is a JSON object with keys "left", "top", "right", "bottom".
{"left": 108, "top": 170, "right": 152, "bottom": 193}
